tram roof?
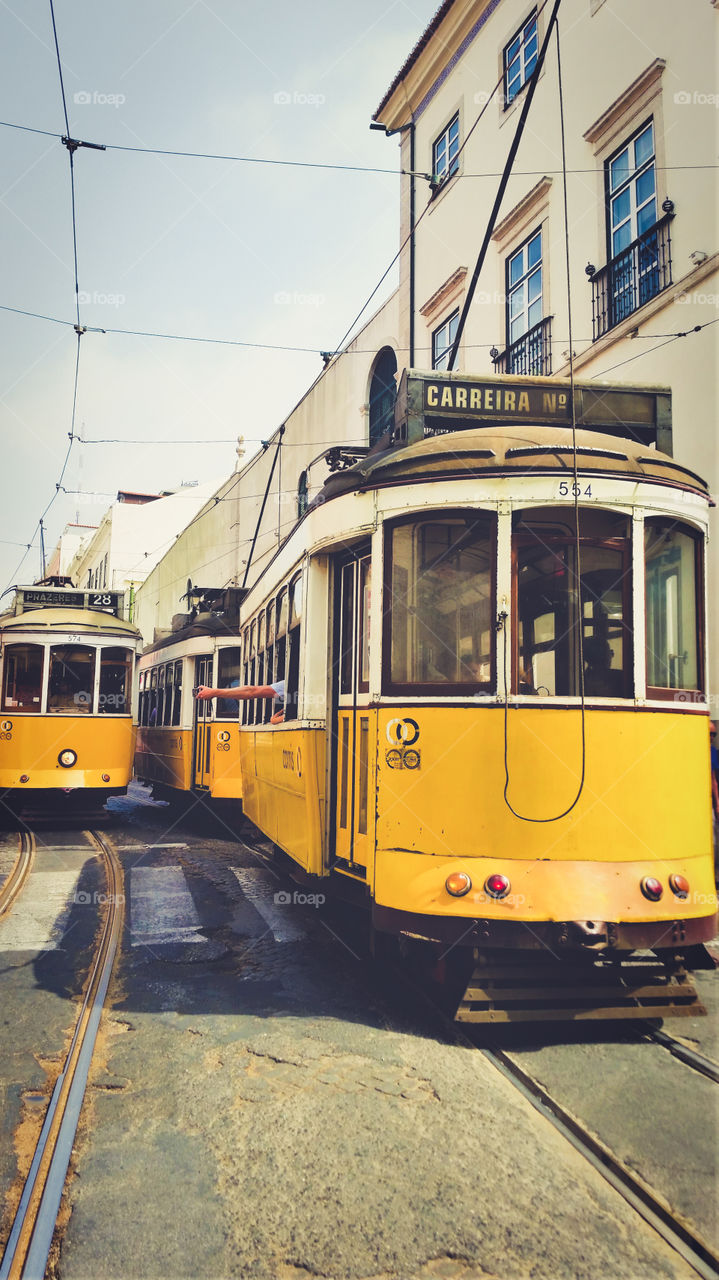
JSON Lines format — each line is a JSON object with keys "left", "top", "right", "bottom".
{"left": 320, "top": 425, "right": 709, "bottom": 500}
{"left": 0, "top": 607, "right": 142, "bottom": 638}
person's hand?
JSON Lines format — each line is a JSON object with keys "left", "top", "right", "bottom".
{"left": 270, "top": 709, "right": 284, "bottom": 724}
{"left": 194, "top": 685, "right": 214, "bottom": 700}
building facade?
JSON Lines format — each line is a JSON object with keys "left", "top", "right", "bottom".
{"left": 133, "top": 291, "right": 401, "bottom": 644}
{"left": 373, "top": 0, "right": 718, "bottom": 688}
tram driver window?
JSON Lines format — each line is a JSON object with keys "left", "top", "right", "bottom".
{"left": 386, "top": 516, "right": 494, "bottom": 692}
{"left": 514, "top": 508, "right": 631, "bottom": 697}
{"left": 48, "top": 645, "right": 96, "bottom": 713}
{"left": 98, "top": 647, "right": 132, "bottom": 714}
{"left": 216, "top": 647, "right": 241, "bottom": 717}
{"left": 1, "top": 643, "right": 44, "bottom": 712}
{"left": 645, "top": 520, "right": 702, "bottom": 695}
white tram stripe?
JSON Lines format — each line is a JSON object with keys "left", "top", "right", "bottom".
{"left": 231, "top": 867, "right": 306, "bottom": 943}
{"left": 0, "top": 869, "right": 82, "bottom": 952}
{"left": 130, "top": 866, "right": 206, "bottom": 947}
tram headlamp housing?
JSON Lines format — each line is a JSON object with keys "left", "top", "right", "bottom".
{"left": 640, "top": 876, "right": 663, "bottom": 902}
{"left": 484, "top": 873, "right": 511, "bottom": 900}
{"left": 58, "top": 749, "right": 77, "bottom": 769}
{"left": 445, "top": 872, "right": 472, "bottom": 897}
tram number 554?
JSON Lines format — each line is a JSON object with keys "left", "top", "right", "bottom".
{"left": 558, "top": 481, "right": 592, "bottom": 497}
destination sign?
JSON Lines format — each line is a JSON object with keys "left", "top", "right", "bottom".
{"left": 423, "top": 379, "right": 571, "bottom": 420}
{"left": 23, "top": 589, "right": 81, "bottom": 607}
{"left": 18, "top": 588, "right": 124, "bottom": 617}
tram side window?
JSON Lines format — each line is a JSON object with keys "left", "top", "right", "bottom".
{"left": 162, "top": 663, "right": 173, "bottom": 725}
{"left": 217, "top": 647, "right": 241, "bottom": 717}
{"left": 386, "top": 516, "right": 495, "bottom": 691}
{"left": 98, "top": 647, "right": 132, "bottom": 714}
{"left": 172, "top": 660, "right": 183, "bottom": 725}
{"left": 1, "top": 643, "right": 44, "bottom": 712}
{"left": 241, "top": 629, "right": 250, "bottom": 725}
{"left": 247, "top": 620, "right": 257, "bottom": 725}
{"left": 514, "top": 508, "right": 631, "bottom": 697}
{"left": 274, "top": 590, "right": 289, "bottom": 720}
{"left": 645, "top": 520, "right": 702, "bottom": 694}
{"left": 149, "top": 668, "right": 159, "bottom": 725}
{"left": 264, "top": 602, "right": 276, "bottom": 724}
{"left": 139, "top": 671, "right": 149, "bottom": 725}
{"left": 48, "top": 645, "right": 96, "bottom": 713}
{"left": 285, "top": 574, "right": 302, "bottom": 720}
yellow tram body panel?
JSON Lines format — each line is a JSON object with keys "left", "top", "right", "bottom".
{"left": 135, "top": 727, "right": 193, "bottom": 791}
{"left": 373, "top": 706, "right": 716, "bottom": 924}
{"left": 240, "top": 726, "right": 325, "bottom": 873}
{"left": 0, "top": 715, "right": 136, "bottom": 791}
{"left": 208, "top": 720, "right": 243, "bottom": 800}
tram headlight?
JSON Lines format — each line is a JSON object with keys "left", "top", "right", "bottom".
{"left": 640, "top": 876, "right": 663, "bottom": 902}
{"left": 445, "top": 872, "right": 472, "bottom": 897}
{"left": 58, "top": 749, "right": 77, "bottom": 769}
{"left": 484, "top": 873, "right": 511, "bottom": 900}
{"left": 668, "top": 874, "right": 690, "bottom": 900}
{"left": 102, "top": 773, "right": 111, "bottom": 783}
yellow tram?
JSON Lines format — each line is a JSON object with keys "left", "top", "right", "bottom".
{"left": 237, "top": 371, "right": 717, "bottom": 1021}
{"left": 135, "top": 594, "right": 243, "bottom": 808}
{"left": 0, "top": 585, "right": 141, "bottom": 814}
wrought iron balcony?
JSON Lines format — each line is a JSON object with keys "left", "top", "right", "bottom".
{"left": 588, "top": 211, "right": 674, "bottom": 341}
{"left": 491, "top": 315, "right": 552, "bottom": 376}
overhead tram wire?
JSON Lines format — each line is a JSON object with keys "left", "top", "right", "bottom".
{"left": 445, "top": 0, "right": 562, "bottom": 373}
{"left": 503, "top": 13, "right": 587, "bottom": 824}
{"left": 1, "top": 301, "right": 715, "bottom": 362}
{"left": 434, "top": 0, "right": 587, "bottom": 820}
{"left": 3, "top": 2, "right": 102, "bottom": 595}
{"left": 1, "top": 118, "right": 714, "bottom": 180}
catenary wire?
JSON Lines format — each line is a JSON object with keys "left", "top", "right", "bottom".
{"left": 3, "top": 302, "right": 714, "bottom": 357}
{"left": 0, "top": 118, "right": 715, "bottom": 179}
{"left": 502, "top": 14, "right": 587, "bottom": 825}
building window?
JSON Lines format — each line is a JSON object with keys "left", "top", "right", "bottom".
{"left": 432, "top": 310, "right": 459, "bottom": 370}
{"left": 607, "top": 119, "right": 656, "bottom": 257}
{"left": 590, "top": 117, "right": 672, "bottom": 339}
{"left": 493, "top": 227, "right": 551, "bottom": 375}
{"left": 507, "top": 228, "right": 542, "bottom": 347}
{"left": 297, "top": 470, "right": 309, "bottom": 519}
{"left": 368, "top": 346, "right": 397, "bottom": 446}
{"left": 503, "top": 11, "right": 538, "bottom": 107}
{"left": 432, "top": 114, "right": 459, "bottom": 186}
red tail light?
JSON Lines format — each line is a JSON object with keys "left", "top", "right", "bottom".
{"left": 485, "top": 873, "right": 511, "bottom": 900}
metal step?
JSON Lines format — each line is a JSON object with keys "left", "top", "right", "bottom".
{"left": 455, "top": 952, "right": 706, "bottom": 1023}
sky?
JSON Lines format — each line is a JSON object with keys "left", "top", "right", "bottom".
{"left": 0, "top": 0, "right": 441, "bottom": 594}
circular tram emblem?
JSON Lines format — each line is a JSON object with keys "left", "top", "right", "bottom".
{"left": 385, "top": 717, "right": 420, "bottom": 747}
{"left": 1, "top": 720, "right": 12, "bottom": 733}
{"left": 217, "top": 730, "right": 231, "bottom": 743}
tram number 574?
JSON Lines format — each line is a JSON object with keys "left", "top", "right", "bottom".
{"left": 557, "top": 481, "right": 592, "bottom": 497}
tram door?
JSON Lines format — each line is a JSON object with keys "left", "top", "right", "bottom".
{"left": 334, "top": 546, "right": 373, "bottom": 873}
{"left": 193, "top": 654, "right": 213, "bottom": 791}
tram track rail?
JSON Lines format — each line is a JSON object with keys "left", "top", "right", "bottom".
{"left": 0, "top": 833, "right": 34, "bottom": 920}
{"left": 641, "top": 1027, "right": 719, "bottom": 1085}
{"left": 0, "top": 829, "right": 123, "bottom": 1280}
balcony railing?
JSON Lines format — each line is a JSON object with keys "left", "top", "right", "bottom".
{"left": 492, "top": 315, "right": 552, "bottom": 376}
{"left": 589, "top": 212, "right": 674, "bottom": 341}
